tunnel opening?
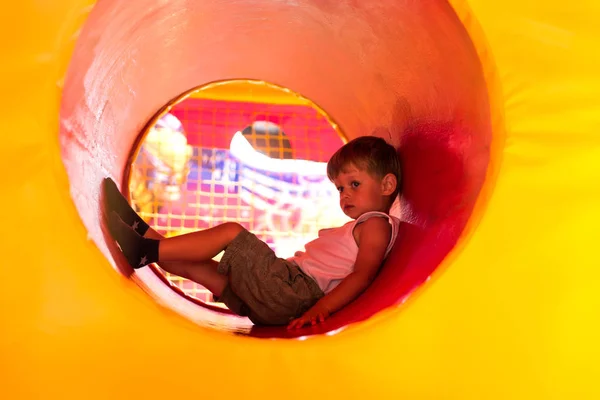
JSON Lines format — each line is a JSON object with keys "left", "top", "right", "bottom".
{"left": 124, "top": 80, "right": 351, "bottom": 321}
{"left": 58, "top": 0, "right": 493, "bottom": 339}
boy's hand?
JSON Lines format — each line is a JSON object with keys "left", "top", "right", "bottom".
{"left": 287, "top": 302, "right": 331, "bottom": 330}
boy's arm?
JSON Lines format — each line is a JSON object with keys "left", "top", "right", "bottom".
{"left": 287, "top": 217, "right": 392, "bottom": 329}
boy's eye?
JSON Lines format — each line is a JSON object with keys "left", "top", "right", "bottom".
{"left": 351, "top": 181, "right": 360, "bottom": 188}
{"left": 337, "top": 186, "right": 344, "bottom": 193}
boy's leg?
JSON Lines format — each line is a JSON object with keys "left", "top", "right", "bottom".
{"left": 103, "top": 176, "right": 236, "bottom": 294}
{"left": 158, "top": 222, "right": 244, "bottom": 262}
{"left": 104, "top": 176, "right": 244, "bottom": 263}
{"left": 143, "top": 227, "right": 227, "bottom": 296}
{"left": 108, "top": 212, "right": 244, "bottom": 267}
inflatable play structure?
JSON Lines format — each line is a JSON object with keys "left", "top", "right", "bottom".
{"left": 1, "top": 1, "right": 599, "bottom": 398}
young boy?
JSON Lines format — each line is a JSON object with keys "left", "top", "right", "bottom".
{"left": 104, "top": 136, "right": 402, "bottom": 329}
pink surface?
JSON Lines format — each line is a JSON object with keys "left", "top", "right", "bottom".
{"left": 170, "top": 98, "right": 341, "bottom": 162}
{"left": 59, "top": 0, "right": 491, "bottom": 338}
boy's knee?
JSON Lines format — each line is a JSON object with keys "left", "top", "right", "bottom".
{"left": 223, "top": 222, "right": 245, "bottom": 237}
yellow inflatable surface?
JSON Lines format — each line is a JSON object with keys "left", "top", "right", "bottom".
{"left": 1, "top": 1, "right": 599, "bottom": 399}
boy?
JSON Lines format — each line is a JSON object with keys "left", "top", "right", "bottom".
{"left": 104, "top": 136, "right": 401, "bottom": 329}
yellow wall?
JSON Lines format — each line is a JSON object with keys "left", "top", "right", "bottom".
{"left": 0, "top": 1, "right": 599, "bottom": 399}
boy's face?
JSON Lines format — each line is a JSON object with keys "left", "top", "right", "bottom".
{"left": 332, "top": 163, "right": 393, "bottom": 219}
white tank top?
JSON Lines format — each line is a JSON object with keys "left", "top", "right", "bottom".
{"left": 289, "top": 211, "right": 400, "bottom": 293}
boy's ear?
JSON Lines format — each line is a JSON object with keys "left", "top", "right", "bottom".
{"left": 381, "top": 173, "right": 397, "bottom": 196}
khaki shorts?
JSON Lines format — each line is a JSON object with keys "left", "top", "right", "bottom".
{"left": 217, "top": 229, "right": 324, "bottom": 325}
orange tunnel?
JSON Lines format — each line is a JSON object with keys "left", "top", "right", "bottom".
{"left": 60, "top": 0, "right": 493, "bottom": 337}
